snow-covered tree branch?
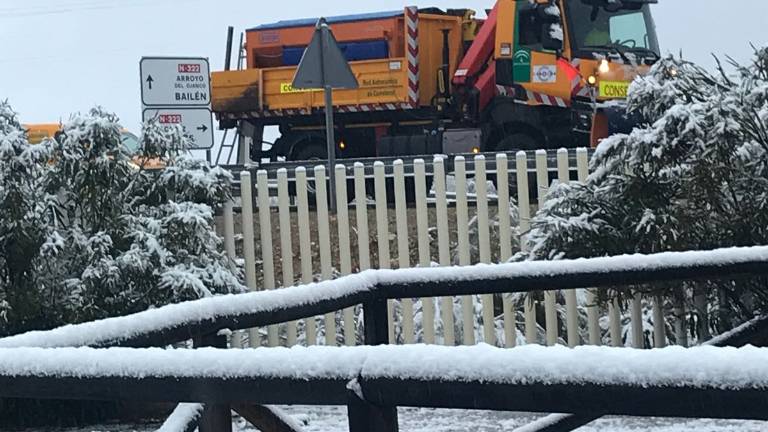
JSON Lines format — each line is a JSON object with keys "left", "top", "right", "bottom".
{"left": 521, "top": 48, "right": 768, "bottom": 334}
{"left": 0, "top": 104, "right": 244, "bottom": 337}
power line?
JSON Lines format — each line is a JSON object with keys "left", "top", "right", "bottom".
{"left": 0, "top": 0, "right": 201, "bottom": 19}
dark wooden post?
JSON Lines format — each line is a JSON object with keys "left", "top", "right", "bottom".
{"left": 347, "top": 387, "right": 398, "bottom": 432}
{"left": 349, "top": 298, "right": 398, "bottom": 432}
{"left": 194, "top": 332, "right": 232, "bottom": 432}
{"left": 363, "top": 297, "right": 390, "bottom": 345}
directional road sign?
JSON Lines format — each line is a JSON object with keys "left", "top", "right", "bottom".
{"left": 292, "top": 19, "right": 358, "bottom": 90}
{"left": 140, "top": 57, "right": 211, "bottom": 107}
{"left": 142, "top": 108, "right": 214, "bottom": 150}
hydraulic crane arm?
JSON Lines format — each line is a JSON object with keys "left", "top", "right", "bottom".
{"left": 452, "top": 3, "right": 498, "bottom": 86}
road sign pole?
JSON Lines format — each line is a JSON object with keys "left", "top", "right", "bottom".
{"left": 318, "top": 23, "right": 337, "bottom": 212}
{"left": 324, "top": 85, "right": 337, "bottom": 212}
{"left": 291, "top": 18, "right": 359, "bottom": 212}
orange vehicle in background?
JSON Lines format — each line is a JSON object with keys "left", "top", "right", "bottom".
{"left": 22, "top": 123, "right": 164, "bottom": 169}
{"left": 24, "top": 123, "right": 141, "bottom": 152}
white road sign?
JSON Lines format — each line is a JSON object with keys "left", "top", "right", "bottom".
{"left": 140, "top": 57, "right": 211, "bottom": 107}
{"left": 142, "top": 108, "right": 214, "bottom": 150}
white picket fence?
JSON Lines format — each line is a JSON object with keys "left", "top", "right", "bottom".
{"left": 218, "top": 148, "right": 674, "bottom": 349}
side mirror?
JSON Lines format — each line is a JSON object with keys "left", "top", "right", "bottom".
{"left": 536, "top": 3, "right": 563, "bottom": 52}
{"left": 541, "top": 24, "right": 563, "bottom": 51}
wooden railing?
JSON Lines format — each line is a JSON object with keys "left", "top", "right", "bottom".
{"left": 1, "top": 247, "right": 768, "bottom": 431}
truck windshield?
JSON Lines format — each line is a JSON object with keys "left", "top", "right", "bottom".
{"left": 566, "top": 2, "right": 659, "bottom": 60}
{"left": 121, "top": 131, "right": 140, "bottom": 155}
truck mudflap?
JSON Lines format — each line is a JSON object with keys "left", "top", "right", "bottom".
{"left": 590, "top": 101, "right": 643, "bottom": 148}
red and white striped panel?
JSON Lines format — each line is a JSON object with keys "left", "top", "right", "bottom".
{"left": 526, "top": 90, "right": 568, "bottom": 108}
{"left": 570, "top": 58, "right": 592, "bottom": 98}
{"left": 220, "top": 102, "right": 416, "bottom": 120}
{"left": 405, "top": 6, "right": 420, "bottom": 108}
{"left": 337, "top": 103, "right": 413, "bottom": 113}
{"left": 496, "top": 85, "right": 516, "bottom": 97}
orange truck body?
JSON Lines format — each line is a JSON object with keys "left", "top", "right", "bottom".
{"left": 212, "top": 10, "right": 464, "bottom": 114}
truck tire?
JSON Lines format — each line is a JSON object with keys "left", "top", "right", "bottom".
{"left": 292, "top": 142, "right": 327, "bottom": 162}
{"left": 494, "top": 132, "right": 539, "bottom": 151}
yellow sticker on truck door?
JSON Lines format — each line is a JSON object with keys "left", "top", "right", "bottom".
{"left": 599, "top": 81, "right": 630, "bottom": 98}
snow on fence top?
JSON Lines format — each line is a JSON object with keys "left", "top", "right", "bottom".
{"left": 1, "top": 246, "right": 767, "bottom": 349}
{"left": 1, "top": 344, "right": 768, "bottom": 391}
{"left": 376, "top": 245, "right": 768, "bottom": 285}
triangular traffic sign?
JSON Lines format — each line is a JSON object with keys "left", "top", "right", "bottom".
{"left": 292, "top": 18, "right": 359, "bottom": 90}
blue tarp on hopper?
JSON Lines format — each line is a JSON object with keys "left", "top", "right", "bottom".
{"left": 249, "top": 10, "right": 403, "bottom": 32}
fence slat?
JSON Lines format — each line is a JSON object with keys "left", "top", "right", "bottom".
{"left": 434, "top": 157, "right": 455, "bottom": 346}
{"left": 335, "top": 165, "right": 356, "bottom": 346}
{"left": 223, "top": 200, "right": 237, "bottom": 261}
{"left": 455, "top": 156, "right": 475, "bottom": 345}
{"left": 414, "top": 159, "right": 435, "bottom": 344}
{"left": 373, "top": 162, "right": 395, "bottom": 344}
{"left": 240, "top": 172, "right": 260, "bottom": 348}
{"left": 353, "top": 163, "right": 370, "bottom": 346}
{"left": 496, "top": 154, "right": 515, "bottom": 347}
{"left": 393, "top": 160, "right": 414, "bottom": 344}
{"left": 222, "top": 200, "right": 242, "bottom": 348}
{"left": 536, "top": 151, "right": 558, "bottom": 346}
{"left": 675, "top": 300, "right": 688, "bottom": 347}
{"left": 277, "top": 169, "right": 297, "bottom": 346}
{"left": 475, "top": 156, "right": 495, "bottom": 346}
{"left": 516, "top": 152, "right": 536, "bottom": 345}
{"left": 557, "top": 149, "right": 579, "bottom": 347}
{"left": 577, "top": 148, "right": 600, "bottom": 346}
{"left": 314, "top": 166, "right": 336, "bottom": 346}
{"left": 653, "top": 296, "right": 666, "bottom": 348}
{"left": 295, "top": 167, "right": 316, "bottom": 345}
{"left": 354, "top": 163, "right": 371, "bottom": 272}
{"left": 257, "top": 170, "right": 279, "bottom": 347}
{"left": 610, "top": 298, "right": 622, "bottom": 347}
{"left": 631, "top": 292, "right": 643, "bottom": 348}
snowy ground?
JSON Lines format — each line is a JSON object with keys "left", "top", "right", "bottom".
{"left": 33, "top": 407, "right": 768, "bottom": 432}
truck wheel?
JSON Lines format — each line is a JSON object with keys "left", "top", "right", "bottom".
{"left": 292, "top": 142, "right": 327, "bottom": 162}
{"left": 495, "top": 132, "right": 539, "bottom": 151}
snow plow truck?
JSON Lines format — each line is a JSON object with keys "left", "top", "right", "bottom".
{"left": 211, "top": 0, "right": 659, "bottom": 162}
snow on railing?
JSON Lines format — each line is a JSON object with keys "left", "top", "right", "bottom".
{"left": 2, "top": 344, "right": 768, "bottom": 391}
{"left": 1, "top": 246, "right": 767, "bottom": 350}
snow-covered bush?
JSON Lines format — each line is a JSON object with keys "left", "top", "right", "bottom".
{"left": 0, "top": 105, "right": 243, "bottom": 336}
{"left": 521, "top": 49, "right": 768, "bottom": 334}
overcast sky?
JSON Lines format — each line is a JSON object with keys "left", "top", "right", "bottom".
{"left": 2, "top": 0, "right": 767, "bottom": 132}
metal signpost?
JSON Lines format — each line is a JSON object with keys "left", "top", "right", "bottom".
{"left": 292, "top": 18, "right": 359, "bottom": 211}
{"left": 140, "top": 57, "right": 215, "bottom": 151}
